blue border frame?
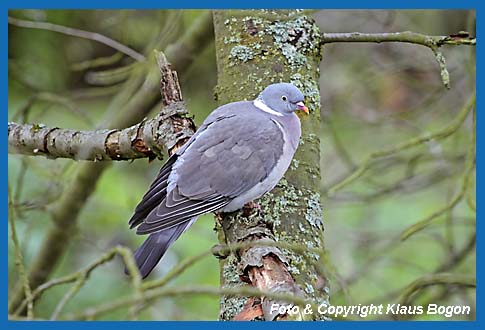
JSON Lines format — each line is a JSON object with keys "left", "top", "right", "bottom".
{"left": 0, "top": 0, "right": 479, "bottom": 9}
{"left": 4, "top": 0, "right": 480, "bottom": 329}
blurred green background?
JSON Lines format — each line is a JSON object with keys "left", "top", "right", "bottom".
{"left": 8, "top": 10, "right": 475, "bottom": 320}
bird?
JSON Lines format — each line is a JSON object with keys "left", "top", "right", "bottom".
{"left": 127, "top": 82, "right": 309, "bottom": 278}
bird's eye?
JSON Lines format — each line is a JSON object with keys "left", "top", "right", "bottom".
{"left": 281, "top": 95, "right": 287, "bottom": 101}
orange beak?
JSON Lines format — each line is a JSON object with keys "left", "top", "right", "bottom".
{"left": 296, "top": 101, "right": 309, "bottom": 114}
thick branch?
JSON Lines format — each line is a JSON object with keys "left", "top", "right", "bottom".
{"left": 8, "top": 102, "right": 192, "bottom": 161}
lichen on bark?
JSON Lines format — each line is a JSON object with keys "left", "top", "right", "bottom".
{"left": 213, "top": 9, "right": 328, "bottom": 320}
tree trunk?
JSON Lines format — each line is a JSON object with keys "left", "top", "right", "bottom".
{"left": 213, "top": 10, "right": 328, "bottom": 321}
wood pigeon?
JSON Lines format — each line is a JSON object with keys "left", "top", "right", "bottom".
{"left": 128, "top": 82, "right": 309, "bottom": 278}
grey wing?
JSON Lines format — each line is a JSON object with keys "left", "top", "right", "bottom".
{"left": 128, "top": 112, "right": 231, "bottom": 229}
{"left": 133, "top": 109, "right": 284, "bottom": 235}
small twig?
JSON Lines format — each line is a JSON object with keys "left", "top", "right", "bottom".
{"left": 71, "top": 52, "right": 124, "bottom": 72}
{"left": 400, "top": 100, "right": 476, "bottom": 240}
{"left": 50, "top": 277, "right": 86, "bottom": 320}
{"left": 325, "top": 115, "right": 356, "bottom": 171}
{"left": 12, "top": 92, "right": 93, "bottom": 126}
{"left": 434, "top": 233, "right": 476, "bottom": 274}
{"left": 321, "top": 31, "right": 476, "bottom": 47}
{"left": 400, "top": 191, "right": 464, "bottom": 241}
{"left": 14, "top": 245, "right": 142, "bottom": 318}
{"left": 8, "top": 185, "right": 34, "bottom": 319}
{"left": 63, "top": 285, "right": 317, "bottom": 321}
{"left": 466, "top": 190, "right": 476, "bottom": 212}
{"left": 398, "top": 273, "right": 475, "bottom": 306}
{"left": 69, "top": 85, "right": 122, "bottom": 99}
{"left": 328, "top": 94, "right": 475, "bottom": 196}
{"left": 84, "top": 64, "right": 135, "bottom": 86}
{"left": 321, "top": 31, "right": 476, "bottom": 88}
{"left": 8, "top": 16, "right": 145, "bottom": 62}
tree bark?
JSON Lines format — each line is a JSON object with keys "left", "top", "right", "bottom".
{"left": 7, "top": 102, "right": 191, "bottom": 161}
{"left": 213, "top": 10, "right": 328, "bottom": 320}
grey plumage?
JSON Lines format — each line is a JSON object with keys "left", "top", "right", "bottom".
{"left": 128, "top": 83, "right": 307, "bottom": 278}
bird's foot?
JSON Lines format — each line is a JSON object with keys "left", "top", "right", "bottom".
{"left": 242, "top": 201, "right": 262, "bottom": 218}
{"left": 214, "top": 211, "right": 224, "bottom": 224}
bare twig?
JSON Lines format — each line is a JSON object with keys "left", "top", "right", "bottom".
{"left": 13, "top": 245, "right": 142, "bottom": 318}
{"left": 11, "top": 92, "right": 93, "bottom": 125}
{"left": 435, "top": 233, "right": 476, "bottom": 274}
{"left": 84, "top": 64, "right": 134, "bottom": 86}
{"left": 49, "top": 246, "right": 142, "bottom": 320}
{"left": 398, "top": 273, "right": 475, "bottom": 306}
{"left": 8, "top": 185, "right": 34, "bottom": 319}
{"left": 8, "top": 16, "right": 145, "bottom": 62}
{"left": 328, "top": 94, "right": 475, "bottom": 196}
{"left": 321, "top": 31, "right": 476, "bottom": 46}
{"left": 400, "top": 99, "right": 476, "bottom": 240}
{"left": 71, "top": 52, "right": 124, "bottom": 72}
{"left": 321, "top": 31, "right": 476, "bottom": 88}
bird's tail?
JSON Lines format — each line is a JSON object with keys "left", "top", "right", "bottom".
{"left": 126, "top": 218, "right": 196, "bottom": 279}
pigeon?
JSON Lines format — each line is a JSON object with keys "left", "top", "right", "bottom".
{"left": 128, "top": 82, "right": 309, "bottom": 278}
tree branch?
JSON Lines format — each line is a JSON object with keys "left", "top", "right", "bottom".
{"left": 8, "top": 16, "right": 146, "bottom": 62}
{"left": 8, "top": 101, "right": 192, "bottom": 161}
{"left": 12, "top": 245, "right": 142, "bottom": 318}
{"left": 398, "top": 273, "right": 475, "bottom": 306}
{"left": 321, "top": 31, "right": 476, "bottom": 46}
{"left": 321, "top": 31, "right": 476, "bottom": 89}
{"left": 8, "top": 185, "right": 34, "bottom": 319}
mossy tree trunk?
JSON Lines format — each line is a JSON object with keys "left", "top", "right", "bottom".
{"left": 213, "top": 10, "right": 328, "bottom": 321}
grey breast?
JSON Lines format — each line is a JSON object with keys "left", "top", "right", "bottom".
{"left": 221, "top": 110, "right": 301, "bottom": 211}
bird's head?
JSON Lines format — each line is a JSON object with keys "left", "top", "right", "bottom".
{"left": 256, "top": 83, "right": 309, "bottom": 115}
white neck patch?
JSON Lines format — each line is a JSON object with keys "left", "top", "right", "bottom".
{"left": 253, "top": 99, "right": 283, "bottom": 117}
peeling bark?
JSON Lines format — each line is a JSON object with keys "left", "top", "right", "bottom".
{"left": 8, "top": 103, "right": 193, "bottom": 161}
{"left": 213, "top": 10, "right": 328, "bottom": 321}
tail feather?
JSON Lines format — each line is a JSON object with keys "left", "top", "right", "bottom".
{"left": 126, "top": 218, "right": 196, "bottom": 279}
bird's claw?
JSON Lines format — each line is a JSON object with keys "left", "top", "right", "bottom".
{"left": 242, "top": 201, "right": 262, "bottom": 217}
